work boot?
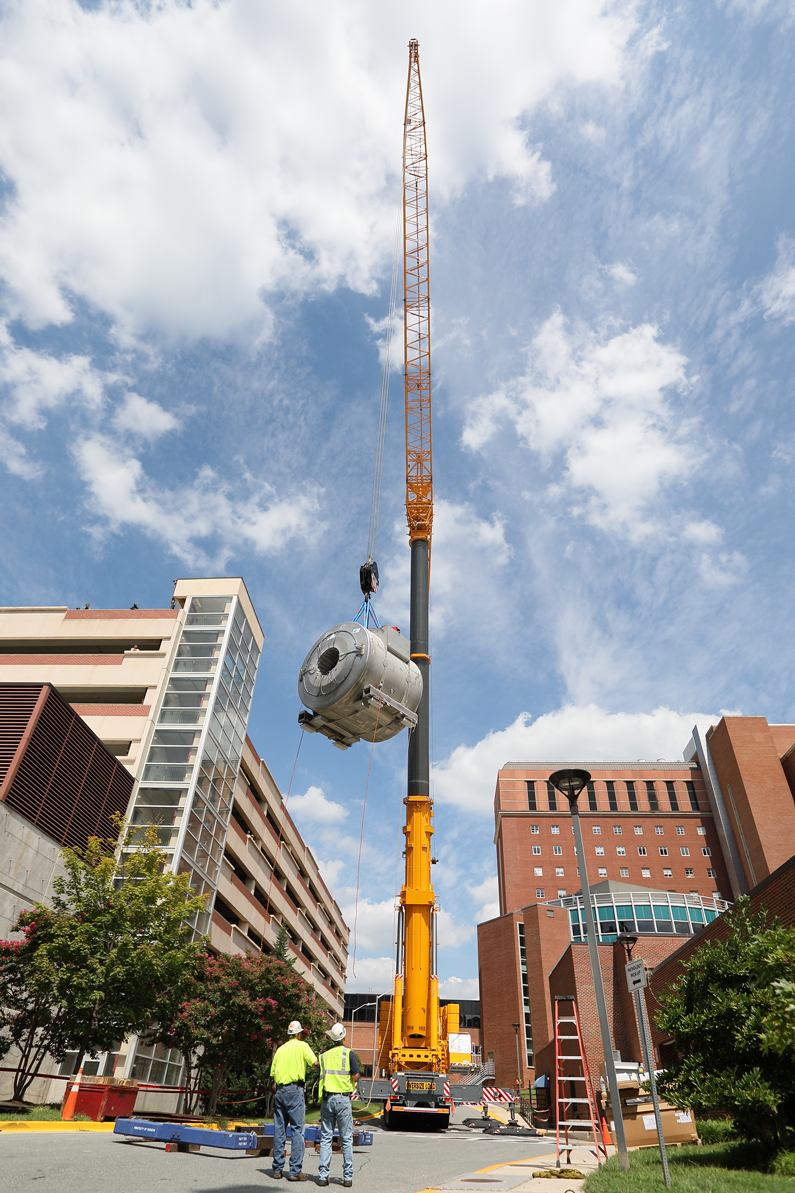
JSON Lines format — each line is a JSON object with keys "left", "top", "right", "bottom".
{"left": 317, "top": 1182, "right": 329, "bottom": 1187}
{"left": 285, "top": 1176, "right": 307, "bottom": 1183}
{"left": 272, "top": 1171, "right": 283, "bottom": 1180}
{"left": 343, "top": 1182, "right": 352, "bottom": 1188}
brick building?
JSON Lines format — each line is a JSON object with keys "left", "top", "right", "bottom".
{"left": 478, "top": 716, "right": 795, "bottom": 1090}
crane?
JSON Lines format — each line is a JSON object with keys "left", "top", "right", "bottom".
{"left": 373, "top": 39, "right": 469, "bottom": 1130}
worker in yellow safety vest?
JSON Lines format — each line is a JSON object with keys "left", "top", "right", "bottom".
{"left": 270, "top": 1019, "right": 318, "bottom": 1182}
{"left": 317, "top": 1022, "right": 359, "bottom": 1188}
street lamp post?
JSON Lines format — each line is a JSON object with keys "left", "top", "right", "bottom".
{"left": 617, "top": 932, "right": 670, "bottom": 1187}
{"left": 549, "top": 769, "right": 630, "bottom": 1173}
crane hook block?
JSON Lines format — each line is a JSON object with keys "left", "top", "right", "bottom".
{"left": 360, "top": 557, "right": 379, "bottom": 597}
{"left": 297, "top": 622, "right": 421, "bottom": 750}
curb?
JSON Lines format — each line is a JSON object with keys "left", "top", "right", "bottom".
{"left": 0, "top": 1121, "right": 116, "bottom": 1133}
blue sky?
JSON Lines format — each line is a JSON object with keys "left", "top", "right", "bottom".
{"left": 1, "top": 0, "right": 795, "bottom": 995}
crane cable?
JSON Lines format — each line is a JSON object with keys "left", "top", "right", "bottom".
{"left": 366, "top": 220, "right": 400, "bottom": 565}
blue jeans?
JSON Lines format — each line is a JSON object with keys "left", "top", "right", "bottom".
{"left": 318, "top": 1093, "right": 354, "bottom": 1182}
{"left": 273, "top": 1084, "right": 306, "bottom": 1175}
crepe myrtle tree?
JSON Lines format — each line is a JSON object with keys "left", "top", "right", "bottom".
{"left": 655, "top": 899, "right": 795, "bottom": 1145}
{"left": 0, "top": 823, "right": 207, "bottom": 1103}
{"left": 154, "top": 951, "right": 329, "bottom": 1116}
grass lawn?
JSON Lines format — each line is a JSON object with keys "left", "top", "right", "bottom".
{"left": 0, "top": 1105, "right": 90, "bottom": 1122}
{"left": 583, "top": 1142, "right": 795, "bottom": 1193}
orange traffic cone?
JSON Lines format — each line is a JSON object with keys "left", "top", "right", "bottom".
{"left": 61, "top": 1064, "right": 84, "bottom": 1120}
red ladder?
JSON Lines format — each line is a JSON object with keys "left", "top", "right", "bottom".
{"left": 554, "top": 994, "right": 605, "bottom": 1168}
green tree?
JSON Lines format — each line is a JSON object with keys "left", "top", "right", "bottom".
{"left": 655, "top": 898, "right": 795, "bottom": 1144}
{"left": 0, "top": 825, "right": 207, "bottom": 1102}
{"left": 274, "top": 921, "right": 295, "bottom": 967}
{"left": 169, "top": 951, "right": 327, "bottom": 1115}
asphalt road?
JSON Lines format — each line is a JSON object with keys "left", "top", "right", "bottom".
{"left": 0, "top": 1118, "right": 555, "bottom": 1193}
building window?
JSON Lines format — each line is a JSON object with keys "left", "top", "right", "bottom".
{"left": 592, "top": 825, "right": 602, "bottom": 834}
{"left": 619, "top": 867, "right": 629, "bottom": 877}
{"left": 536, "top": 888, "right": 545, "bottom": 899}
{"left": 638, "top": 846, "right": 647, "bottom": 856}
{"left": 555, "top": 867, "right": 564, "bottom": 876}
{"left": 626, "top": 780, "right": 638, "bottom": 811}
{"left": 634, "top": 826, "right": 643, "bottom": 835}
{"left": 516, "top": 924, "right": 533, "bottom": 1065}
{"left": 666, "top": 781, "right": 679, "bottom": 812}
{"left": 598, "top": 868, "right": 607, "bottom": 877}
{"left": 613, "top": 825, "right": 622, "bottom": 835}
{"left": 707, "top": 868, "right": 716, "bottom": 879}
{"left": 534, "top": 867, "right": 543, "bottom": 876}
{"left": 641, "top": 868, "right": 651, "bottom": 878}
{"left": 646, "top": 781, "right": 659, "bottom": 811}
{"left": 595, "top": 846, "right": 605, "bottom": 856}
{"left": 547, "top": 782, "right": 557, "bottom": 811}
{"left": 526, "top": 781, "right": 536, "bottom": 811}
{"left": 557, "top": 888, "right": 567, "bottom": 897}
{"left": 663, "top": 868, "right": 672, "bottom": 877}
{"left": 551, "top": 825, "right": 560, "bottom": 834}
{"left": 533, "top": 844, "right": 541, "bottom": 855}
{"left": 553, "top": 845, "right": 562, "bottom": 856}
{"left": 659, "top": 847, "right": 669, "bottom": 856}
{"left": 712, "top": 891, "right": 721, "bottom": 899}
{"left": 685, "top": 868, "right": 694, "bottom": 877}
{"left": 680, "top": 846, "right": 690, "bottom": 857}
{"left": 607, "top": 780, "right": 618, "bottom": 812}
{"left": 697, "top": 827, "right": 706, "bottom": 836}
{"left": 531, "top": 824, "right": 539, "bottom": 834}
{"left": 687, "top": 781, "right": 699, "bottom": 812}
{"left": 587, "top": 781, "right": 598, "bottom": 811}
{"left": 616, "top": 846, "right": 626, "bottom": 856}
{"left": 655, "top": 826, "right": 665, "bottom": 835}
{"left": 676, "top": 826, "right": 685, "bottom": 835}
{"left": 702, "top": 847, "right": 712, "bottom": 857}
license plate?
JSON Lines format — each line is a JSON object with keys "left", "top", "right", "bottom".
{"left": 406, "top": 1080, "right": 435, "bottom": 1091}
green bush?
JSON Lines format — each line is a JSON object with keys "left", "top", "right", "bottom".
{"left": 697, "top": 1118, "right": 737, "bottom": 1144}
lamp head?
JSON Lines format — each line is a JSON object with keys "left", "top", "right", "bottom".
{"left": 616, "top": 930, "right": 639, "bottom": 958}
{"left": 548, "top": 768, "right": 592, "bottom": 807}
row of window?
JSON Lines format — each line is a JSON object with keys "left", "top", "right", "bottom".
{"left": 533, "top": 864, "right": 717, "bottom": 878}
{"left": 530, "top": 843, "right": 711, "bottom": 857}
{"left": 526, "top": 779, "right": 701, "bottom": 813}
{"left": 529, "top": 823, "right": 707, "bottom": 836}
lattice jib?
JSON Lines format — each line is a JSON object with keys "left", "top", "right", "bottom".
{"left": 403, "top": 40, "right": 432, "bottom": 544}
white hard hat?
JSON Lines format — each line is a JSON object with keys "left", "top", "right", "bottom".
{"left": 287, "top": 1020, "right": 303, "bottom": 1036}
{"left": 326, "top": 1023, "right": 346, "bottom": 1043}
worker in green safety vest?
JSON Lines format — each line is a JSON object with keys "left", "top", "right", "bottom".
{"left": 270, "top": 1019, "right": 318, "bottom": 1182}
{"left": 317, "top": 1022, "right": 359, "bottom": 1188}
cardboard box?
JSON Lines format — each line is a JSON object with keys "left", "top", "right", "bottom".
{"left": 607, "top": 1104, "right": 699, "bottom": 1149}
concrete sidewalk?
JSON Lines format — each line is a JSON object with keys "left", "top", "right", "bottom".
{"left": 424, "top": 1143, "right": 610, "bottom": 1192}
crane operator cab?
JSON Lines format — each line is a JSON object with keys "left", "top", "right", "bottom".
{"left": 297, "top": 622, "right": 422, "bottom": 750}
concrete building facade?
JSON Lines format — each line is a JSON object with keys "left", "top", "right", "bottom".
{"left": 0, "top": 581, "right": 349, "bottom": 1102}
{"left": 478, "top": 716, "right": 795, "bottom": 1092}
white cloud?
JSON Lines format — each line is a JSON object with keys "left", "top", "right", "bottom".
{"left": 74, "top": 434, "right": 320, "bottom": 565}
{"left": 340, "top": 896, "right": 397, "bottom": 956}
{"left": 697, "top": 550, "right": 748, "bottom": 588}
{"left": 0, "top": 0, "right": 636, "bottom": 339}
{"left": 345, "top": 956, "right": 395, "bottom": 994}
{"left": 608, "top": 262, "right": 637, "bottom": 285}
{"left": 0, "top": 325, "right": 114, "bottom": 429}
{"left": 468, "top": 875, "right": 500, "bottom": 924}
{"left": 0, "top": 433, "right": 43, "bottom": 480}
{"left": 683, "top": 520, "right": 722, "bottom": 544}
{"left": 112, "top": 393, "right": 179, "bottom": 440}
{"left": 289, "top": 785, "right": 348, "bottom": 826}
{"left": 433, "top": 704, "right": 718, "bottom": 814}
{"left": 438, "top": 976, "right": 479, "bottom": 999}
{"left": 437, "top": 908, "right": 475, "bottom": 949}
{"left": 758, "top": 237, "right": 795, "bottom": 325}
{"left": 463, "top": 312, "right": 695, "bottom": 540}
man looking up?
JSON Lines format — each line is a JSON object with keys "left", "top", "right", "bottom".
{"left": 317, "top": 1022, "right": 359, "bottom": 1188}
{"left": 270, "top": 1019, "right": 318, "bottom": 1182}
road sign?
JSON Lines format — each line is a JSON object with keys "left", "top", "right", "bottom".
{"left": 625, "top": 959, "right": 647, "bottom": 992}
